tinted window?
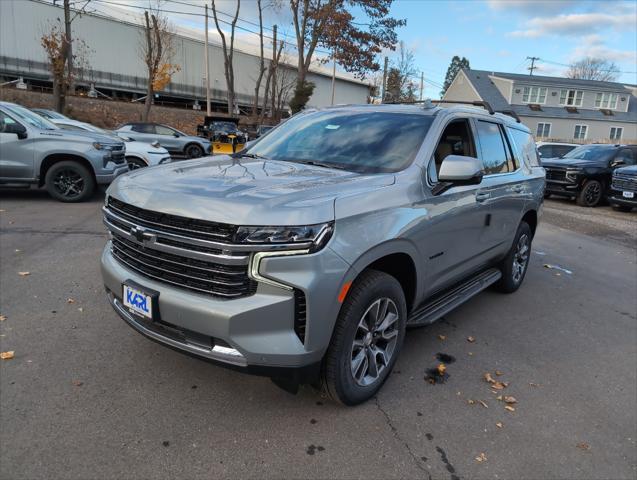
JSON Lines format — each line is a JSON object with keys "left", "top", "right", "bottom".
{"left": 249, "top": 110, "right": 434, "bottom": 174}
{"left": 537, "top": 145, "right": 553, "bottom": 158}
{"left": 0, "top": 111, "right": 19, "bottom": 132}
{"left": 616, "top": 149, "right": 635, "bottom": 166}
{"left": 132, "top": 124, "right": 154, "bottom": 134}
{"left": 507, "top": 127, "right": 541, "bottom": 167}
{"left": 476, "top": 121, "right": 509, "bottom": 174}
{"left": 4, "top": 104, "right": 58, "bottom": 130}
{"left": 553, "top": 145, "right": 576, "bottom": 158}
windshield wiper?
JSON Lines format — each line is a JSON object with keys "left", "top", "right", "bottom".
{"left": 291, "top": 159, "right": 350, "bottom": 171}
{"left": 232, "top": 152, "right": 267, "bottom": 160}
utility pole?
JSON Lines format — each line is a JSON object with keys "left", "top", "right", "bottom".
{"left": 419, "top": 72, "right": 424, "bottom": 101}
{"left": 381, "top": 56, "right": 388, "bottom": 103}
{"left": 271, "top": 24, "right": 277, "bottom": 121}
{"left": 204, "top": 4, "right": 211, "bottom": 115}
{"left": 63, "top": 0, "right": 74, "bottom": 93}
{"left": 330, "top": 50, "right": 336, "bottom": 105}
{"left": 527, "top": 56, "right": 540, "bottom": 76}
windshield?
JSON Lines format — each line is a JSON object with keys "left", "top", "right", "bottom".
{"left": 248, "top": 110, "right": 434, "bottom": 173}
{"left": 214, "top": 122, "right": 238, "bottom": 132}
{"left": 562, "top": 145, "right": 616, "bottom": 162}
{"left": 6, "top": 104, "right": 59, "bottom": 130}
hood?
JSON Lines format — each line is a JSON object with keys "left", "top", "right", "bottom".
{"left": 541, "top": 157, "right": 607, "bottom": 168}
{"left": 108, "top": 156, "right": 395, "bottom": 225}
{"left": 38, "top": 128, "right": 124, "bottom": 146}
{"left": 615, "top": 165, "right": 637, "bottom": 176}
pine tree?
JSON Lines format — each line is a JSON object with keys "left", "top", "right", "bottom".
{"left": 441, "top": 56, "right": 470, "bottom": 97}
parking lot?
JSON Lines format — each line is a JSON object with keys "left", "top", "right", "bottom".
{"left": 0, "top": 191, "right": 635, "bottom": 480}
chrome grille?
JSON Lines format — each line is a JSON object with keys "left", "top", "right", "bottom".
{"left": 107, "top": 197, "right": 237, "bottom": 242}
{"left": 104, "top": 198, "right": 255, "bottom": 299}
{"left": 545, "top": 168, "right": 567, "bottom": 182}
{"left": 612, "top": 173, "right": 637, "bottom": 192}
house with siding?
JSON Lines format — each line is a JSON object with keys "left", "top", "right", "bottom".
{"left": 443, "top": 69, "right": 637, "bottom": 143}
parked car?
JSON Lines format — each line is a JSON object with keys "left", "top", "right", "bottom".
{"left": 608, "top": 165, "right": 637, "bottom": 212}
{"left": 30, "top": 108, "right": 71, "bottom": 121}
{"left": 101, "top": 104, "right": 544, "bottom": 405}
{"left": 536, "top": 141, "right": 578, "bottom": 160}
{"left": 51, "top": 119, "right": 171, "bottom": 170}
{"left": 116, "top": 122, "right": 211, "bottom": 158}
{"left": 0, "top": 101, "right": 128, "bottom": 202}
{"left": 543, "top": 144, "right": 637, "bottom": 207}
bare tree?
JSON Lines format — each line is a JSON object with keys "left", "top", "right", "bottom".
{"left": 139, "top": 8, "right": 179, "bottom": 121}
{"left": 41, "top": 19, "right": 91, "bottom": 112}
{"left": 259, "top": 39, "right": 284, "bottom": 124}
{"left": 393, "top": 41, "right": 417, "bottom": 96}
{"left": 566, "top": 57, "right": 620, "bottom": 82}
{"left": 251, "top": 0, "right": 268, "bottom": 117}
{"left": 212, "top": 0, "right": 240, "bottom": 115}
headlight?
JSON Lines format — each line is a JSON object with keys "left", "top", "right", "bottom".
{"left": 234, "top": 222, "right": 333, "bottom": 251}
{"left": 93, "top": 141, "right": 105, "bottom": 150}
{"left": 566, "top": 168, "right": 583, "bottom": 181}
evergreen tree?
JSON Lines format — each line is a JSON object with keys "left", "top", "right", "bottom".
{"left": 441, "top": 56, "right": 470, "bottom": 97}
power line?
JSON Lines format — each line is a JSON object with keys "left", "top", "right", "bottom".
{"left": 538, "top": 57, "right": 637, "bottom": 75}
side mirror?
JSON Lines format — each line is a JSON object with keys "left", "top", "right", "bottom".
{"left": 4, "top": 122, "right": 27, "bottom": 139}
{"left": 173, "top": 133, "right": 180, "bottom": 138}
{"left": 611, "top": 159, "right": 626, "bottom": 168}
{"left": 438, "top": 155, "right": 484, "bottom": 185}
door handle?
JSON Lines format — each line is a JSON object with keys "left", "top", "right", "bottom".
{"left": 511, "top": 184, "right": 523, "bottom": 193}
{"left": 475, "top": 192, "right": 490, "bottom": 202}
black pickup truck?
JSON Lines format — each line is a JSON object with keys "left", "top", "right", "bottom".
{"left": 608, "top": 165, "right": 637, "bottom": 211}
{"left": 543, "top": 144, "right": 637, "bottom": 207}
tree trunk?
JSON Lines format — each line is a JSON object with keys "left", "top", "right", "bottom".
{"left": 53, "top": 80, "right": 65, "bottom": 113}
{"left": 143, "top": 85, "right": 153, "bottom": 122}
{"left": 63, "top": 0, "right": 74, "bottom": 94}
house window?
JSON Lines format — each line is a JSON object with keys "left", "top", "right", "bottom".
{"left": 574, "top": 125, "right": 588, "bottom": 140}
{"left": 560, "top": 89, "right": 584, "bottom": 107}
{"left": 595, "top": 93, "right": 618, "bottom": 109}
{"left": 610, "top": 127, "right": 623, "bottom": 140}
{"left": 536, "top": 123, "right": 551, "bottom": 138}
{"left": 522, "top": 86, "right": 547, "bottom": 104}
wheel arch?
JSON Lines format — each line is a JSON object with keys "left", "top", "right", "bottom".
{"left": 39, "top": 153, "right": 96, "bottom": 187}
{"left": 521, "top": 209, "right": 538, "bottom": 237}
{"left": 125, "top": 154, "right": 149, "bottom": 166}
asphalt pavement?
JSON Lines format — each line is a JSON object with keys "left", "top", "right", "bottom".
{"left": 1, "top": 190, "right": 635, "bottom": 480}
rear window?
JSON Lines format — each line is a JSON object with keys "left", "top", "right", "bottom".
{"left": 132, "top": 124, "right": 154, "bottom": 134}
{"left": 249, "top": 110, "right": 434, "bottom": 174}
{"left": 507, "top": 127, "right": 541, "bottom": 167}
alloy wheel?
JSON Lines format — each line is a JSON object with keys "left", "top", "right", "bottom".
{"left": 52, "top": 169, "right": 84, "bottom": 199}
{"left": 512, "top": 233, "right": 530, "bottom": 284}
{"left": 186, "top": 145, "right": 203, "bottom": 158}
{"left": 350, "top": 297, "right": 399, "bottom": 387}
{"left": 584, "top": 182, "right": 601, "bottom": 206}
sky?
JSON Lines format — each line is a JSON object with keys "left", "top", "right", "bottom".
{"left": 81, "top": 0, "right": 637, "bottom": 97}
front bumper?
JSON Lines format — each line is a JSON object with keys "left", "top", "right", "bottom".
{"left": 101, "top": 241, "right": 351, "bottom": 375}
{"left": 96, "top": 164, "right": 130, "bottom": 184}
{"left": 545, "top": 180, "right": 580, "bottom": 197}
{"left": 608, "top": 190, "right": 637, "bottom": 208}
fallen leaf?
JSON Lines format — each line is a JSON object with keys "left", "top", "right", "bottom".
{"left": 529, "top": 382, "right": 541, "bottom": 387}
{"left": 77, "top": 307, "right": 84, "bottom": 313}
{"left": 67, "top": 298, "right": 76, "bottom": 304}
{"left": 496, "top": 422, "right": 503, "bottom": 428}
{"left": 495, "top": 370, "right": 504, "bottom": 376}
{"left": 468, "top": 352, "right": 474, "bottom": 356}
{"left": 467, "top": 336, "right": 475, "bottom": 343}
{"left": 72, "top": 380, "right": 84, "bottom": 387}
{"left": 497, "top": 395, "right": 503, "bottom": 401}
{"left": 492, "top": 381, "right": 507, "bottom": 390}
{"left": 504, "top": 405, "right": 515, "bottom": 412}
{"left": 475, "top": 452, "right": 487, "bottom": 462}
{"left": 504, "top": 396, "right": 517, "bottom": 404}
{"left": 478, "top": 400, "right": 489, "bottom": 409}
{"left": 576, "top": 442, "right": 590, "bottom": 451}
{"left": 18, "top": 271, "right": 30, "bottom": 276}
{"left": 484, "top": 372, "right": 496, "bottom": 384}
{"left": 438, "top": 334, "right": 446, "bottom": 341}
{"left": 0, "top": 314, "right": 6, "bottom": 322}
{"left": 437, "top": 363, "right": 447, "bottom": 375}
{"left": 1, "top": 351, "right": 15, "bottom": 360}
{"left": 467, "top": 399, "right": 475, "bottom": 405}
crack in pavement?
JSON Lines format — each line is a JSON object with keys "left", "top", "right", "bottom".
{"left": 374, "top": 396, "right": 432, "bottom": 479}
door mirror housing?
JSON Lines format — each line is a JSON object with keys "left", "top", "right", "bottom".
{"left": 173, "top": 133, "right": 181, "bottom": 138}
{"left": 4, "top": 122, "right": 27, "bottom": 139}
{"left": 438, "top": 155, "right": 483, "bottom": 185}
{"left": 611, "top": 159, "right": 626, "bottom": 168}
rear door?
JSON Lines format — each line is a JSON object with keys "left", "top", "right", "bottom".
{"left": 472, "top": 119, "right": 528, "bottom": 259}
{"left": 154, "top": 124, "right": 181, "bottom": 152}
{"left": 0, "top": 111, "right": 34, "bottom": 180}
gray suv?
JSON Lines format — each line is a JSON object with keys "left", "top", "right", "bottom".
{"left": 101, "top": 104, "right": 544, "bottom": 405}
{"left": 116, "top": 122, "right": 211, "bottom": 158}
{"left": 0, "top": 102, "right": 128, "bottom": 202}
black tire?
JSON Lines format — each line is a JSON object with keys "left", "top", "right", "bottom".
{"left": 44, "top": 160, "right": 95, "bottom": 203}
{"left": 612, "top": 205, "right": 633, "bottom": 212}
{"left": 185, "top": 144, "right": 204, "bottom": 158}
{"left": 495, "top": 221, "right": 532, "bottom": 294}
{"left": 321, "top": 269, "right": 407, "bottom": 406}
{"left": 576, "top": 179, "right": 603, "bottom": 207}
{"left": 126, "top": 156, "right": 147, "bottom": 170}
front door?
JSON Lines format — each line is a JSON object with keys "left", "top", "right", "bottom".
{"left": 0, "top": 111, "right": 34, "bottom": 180}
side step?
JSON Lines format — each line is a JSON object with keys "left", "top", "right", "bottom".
{"left": 408, "top": 268, "right": 502, "bottom": 326}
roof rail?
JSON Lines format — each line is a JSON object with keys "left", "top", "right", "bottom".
{"left": 496, "top": 109, "right": 521, "bottom": 123}
{"left": 429, "top": 99, "right": 494, "bottom": 114}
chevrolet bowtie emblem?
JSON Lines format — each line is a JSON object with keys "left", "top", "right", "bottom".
{"left": 130, "top": 226, "right": 147, "bottom": 242}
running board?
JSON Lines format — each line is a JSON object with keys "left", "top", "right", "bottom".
{"left": 408, "top": 268, "right": 502, "bottom": 326}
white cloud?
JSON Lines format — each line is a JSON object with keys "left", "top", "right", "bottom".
{"left": 570, "top": 35, "right": 637, "bottom": 63}
{"left": 508, "top": 11, "right": 636, "bottom": 38}
{"left": 487, "top": 0, "right": 577, "bottom": 14}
